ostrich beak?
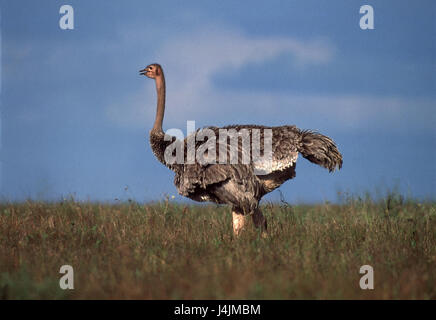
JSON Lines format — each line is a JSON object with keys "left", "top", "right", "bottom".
{"left": 139, "top": 68, "right": 147, "bottom": 75}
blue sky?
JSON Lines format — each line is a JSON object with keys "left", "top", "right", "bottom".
{"left": 1, "top": 0, "right": 435, "bottom": 203}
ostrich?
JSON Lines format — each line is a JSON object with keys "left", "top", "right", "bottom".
{"left": 139, "top": 63, "right": 342, "bottom": 236}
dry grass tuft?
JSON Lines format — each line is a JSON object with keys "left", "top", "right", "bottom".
{"left": 0, "top": 194, "right": 435, "bottom": 299}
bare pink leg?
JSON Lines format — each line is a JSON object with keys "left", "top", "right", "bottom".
{"left": 232, "top": 210, "right": 247, "bottom": 236}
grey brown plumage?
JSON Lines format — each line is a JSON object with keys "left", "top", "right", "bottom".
{"left": 150, "top": 125, "right": 342, "bottom": 210}
{"left": 143, "top": 63, "right": 342, "bottom": 234}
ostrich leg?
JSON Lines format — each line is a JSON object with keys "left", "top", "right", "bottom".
{"left": 232, "top": 207, "right": 267, "bottom": 237}
{"left": 252, "top": 208, "right": 267, "bottom": 237}
{"left": 232, "top": 209, "right": 248, "bottom": 236}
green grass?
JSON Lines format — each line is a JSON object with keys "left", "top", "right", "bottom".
{"left": 0, "top": 194, "right": 435, "bottom": 299}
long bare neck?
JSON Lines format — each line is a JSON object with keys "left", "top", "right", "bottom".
{"left": 152, "top": 74, "right": 166, "bottom": 133}
{"left": 149, "top": 71, "right": 172, "bottom": 167}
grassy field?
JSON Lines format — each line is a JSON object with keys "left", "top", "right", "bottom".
{"left": 0, "top": 193, "right": 435, "bottom": 299}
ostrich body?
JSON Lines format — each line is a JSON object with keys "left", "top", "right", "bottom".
{"left": 140, "top": 64, "right": 343, "bottom": 235}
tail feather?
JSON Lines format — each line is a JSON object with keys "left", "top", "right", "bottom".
{"left": 298, "top": 130, "right": 343, "bottom": 172}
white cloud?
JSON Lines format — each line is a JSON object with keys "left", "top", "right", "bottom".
{"left": 106, "top": 27, "right": 335, "bottom": 128}
{"left": 106, "top": 26, "right": 435, "bottom": 133}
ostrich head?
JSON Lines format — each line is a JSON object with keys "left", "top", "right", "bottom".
{"left": 139, "top": 63, "right": 162, "bottom": 79}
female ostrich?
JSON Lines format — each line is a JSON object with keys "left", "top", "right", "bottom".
{"left": 140, "top": 63, "right": 342, "bottom": 236}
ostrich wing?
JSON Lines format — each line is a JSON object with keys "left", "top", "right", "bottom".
{"left": 174, "top": 125, "right": 301, "bottom": 196}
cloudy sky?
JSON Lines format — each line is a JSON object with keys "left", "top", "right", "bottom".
{"left": 1, "top": 0, "right": 435, "bottom": 203}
